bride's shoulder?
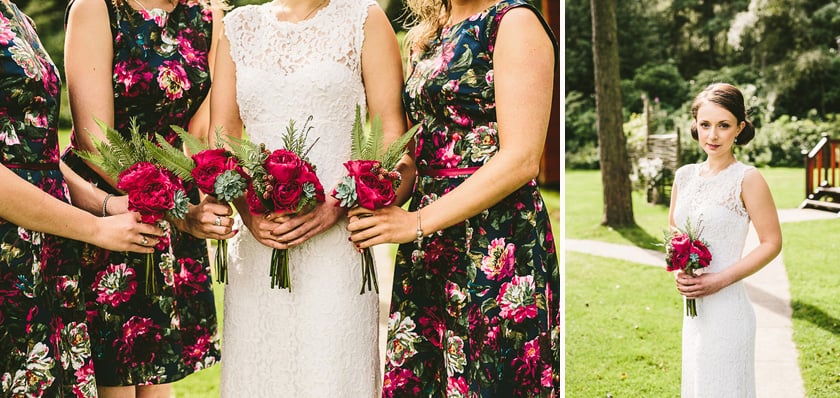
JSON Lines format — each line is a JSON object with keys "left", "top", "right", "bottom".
{"left": 675, "top": 163, "right": 698, "bottom": 178}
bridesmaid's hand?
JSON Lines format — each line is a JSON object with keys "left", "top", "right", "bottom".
{"left": 268, "top": 197, "right": 346, "bottom": 247}
{"left": 173, "top": 195, "right": 237, "bottom": 240}
{"left": 347, "top": 205, "right": 416, "bottom": 248}
{"left": 675, "top": 270, "right": 726, "bottom": 299}
{"left": 92, "top": 212, "right": 163, "bottom": 253}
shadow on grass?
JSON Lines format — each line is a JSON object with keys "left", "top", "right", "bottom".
{"left": 791, "top": 300, "right": 840, "bottom": 336}
{"left": 613, "top": 223, "right": 663, "bottom": 251}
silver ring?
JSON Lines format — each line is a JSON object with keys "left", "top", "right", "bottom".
{"left": 141, "top": 236, "right": 149, "bottom": 246}
{"left": 215, "top": 216, "right": 222, "bottom": 226}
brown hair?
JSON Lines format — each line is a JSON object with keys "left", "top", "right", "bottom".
{"left": 689, "top": 83, "right": 755, "bottom": 145}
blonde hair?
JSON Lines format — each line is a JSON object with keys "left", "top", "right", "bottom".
{"left": 403, "top": 0, "right": 449, "bottom": 54}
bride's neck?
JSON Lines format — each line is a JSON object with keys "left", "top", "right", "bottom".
{"left": 703, "top": 155, "right": 736, "bottom": 174}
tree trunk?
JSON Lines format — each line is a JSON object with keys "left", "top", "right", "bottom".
{"left": 590, "top": 0, "right": 635, "bottom": 227}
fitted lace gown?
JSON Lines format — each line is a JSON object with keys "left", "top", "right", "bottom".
{"left": 672, "top": 162, "right": 756, "bottom": 398}
{"left": 219, "top": 1, "right": 380, "bottom": 396}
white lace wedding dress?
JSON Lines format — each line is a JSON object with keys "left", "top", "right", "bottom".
{"left": 219, "top": 1, "right": 380, "bottom": 396}
{"left": 672, "top": 161, "right": 756, "bottom": 398}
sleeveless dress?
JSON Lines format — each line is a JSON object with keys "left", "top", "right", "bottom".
{"left": 220, "top": 1, "right": 380, "bottom": 396}
{"left": 60, "top": 0, "right": 221, "bottom": 386}
{"left": 672, "top": 161, "right": 756, "bottom": 398}
{"left": 0, "top": 4, "right": 97, "bottom": 397}
{"left": 389, "top": 1, "right": 560, "bottom": 397}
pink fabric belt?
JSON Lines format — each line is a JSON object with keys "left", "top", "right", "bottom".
{"left": 418, "top": 166, "right": 480, "bottom": 177}
{"left": 4, "top": 162, "right": 59, "bottom": 170}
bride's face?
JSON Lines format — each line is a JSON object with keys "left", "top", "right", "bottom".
{"left": 695, "top": 102, "right": 744, "bottom": 158}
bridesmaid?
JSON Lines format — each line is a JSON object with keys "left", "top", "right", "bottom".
{"left": 347, "top": 0, "right": 559, "bottom": 396}
{"left": 0, "top": 1, "right": 163, "bottom": 396}
{"left": 61, "top": 0, "right": 231, "bottom": 396}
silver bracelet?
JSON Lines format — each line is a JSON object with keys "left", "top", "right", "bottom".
{"left": 415, "top": 209, "right": 424, "bottom": 249}
{"left": 102, "top": 193, "right": 114, "bottom": 217}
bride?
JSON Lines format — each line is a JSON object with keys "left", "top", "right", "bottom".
{"left": 671, "top": 83, "right": 782, "bottom": 397}
{"left": 208, "top": 0, "right": 408, "bottom": 396}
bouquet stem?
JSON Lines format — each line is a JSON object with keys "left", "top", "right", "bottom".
{"left": 145, "top": 253, "right": 157, "bottom": 295}
{"left": 270, "top": 248, "right": 290, "bottom": 291}
{"left": 685, "top": 268, "right": 697, "bottom": 317}
{"left": 215, "top": 239, "right": 228, "bottom": 284}
{"left": 359, "top": 248, "right": 378, "bottom": 294}
{"left": 686, "top": 298, "right": 697, "bottom": 317}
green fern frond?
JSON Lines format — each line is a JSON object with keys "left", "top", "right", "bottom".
{"left": 145, "top": 134, "right": 196, "bottom": 181}
{"left": 347, "top": 105, "right": 418, "bottom": 170}
{"left": 173, "top": 125, "right": 209, "bottom": 155}
{"left": 220, "top": 133, "right": 265, "bottom": 172}
{"left": 281, "top": 116, "right": 320, "bottom": 160}
{"left": 381, "top": 124, "right": 419, "bottom": 170}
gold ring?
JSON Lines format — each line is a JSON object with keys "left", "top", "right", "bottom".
{"left": 141, "top": 236, "right": 149, "bottom": 246}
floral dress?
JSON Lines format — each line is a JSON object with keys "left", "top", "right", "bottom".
{"left": 61, "top": 0, "right": 220, "bottom": 386}
{"left": 0, "top": 3, "right": 97, "bottom": 397}
{"left": 386, "top": 1, "right": 559, "bottom": 397}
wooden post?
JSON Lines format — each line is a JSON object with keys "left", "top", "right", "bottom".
{"left": 538, "top": 0, "right": 561, "bottom": 188}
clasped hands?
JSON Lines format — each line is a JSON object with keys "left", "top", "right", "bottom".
{"left": 242, "top": 197, "right": 346, "bottom": 251}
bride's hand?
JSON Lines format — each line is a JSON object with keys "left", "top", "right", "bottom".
{"left": 238, "top": 209, "right": 288, "bottom": 250}
{"left": 267, "top": 197, "right": 346, "bottom": 247}
{"left": 675, "top": 271, "right": 725, "bottom": 298}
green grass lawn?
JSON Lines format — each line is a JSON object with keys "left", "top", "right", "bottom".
{"left": 782, "top": 219, "right": 840, "bottom": 395}
{"left": 565, "top": 252, "right": 681, "bottom": 397}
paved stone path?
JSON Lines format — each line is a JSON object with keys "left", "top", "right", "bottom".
{"left": 566, "top": 208, "right": 836, "bottom": 397}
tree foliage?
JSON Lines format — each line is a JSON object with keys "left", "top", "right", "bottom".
{"left": 566, "top": 0, "right": 840, "bottom": 169}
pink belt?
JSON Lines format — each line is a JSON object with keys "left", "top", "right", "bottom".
{"left": 418, "top": 166, "right": 480, "bottom": 177}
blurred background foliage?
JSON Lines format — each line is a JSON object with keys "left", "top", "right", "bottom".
{"left": 565, "top": 0, "right": 840, "bottom": 170}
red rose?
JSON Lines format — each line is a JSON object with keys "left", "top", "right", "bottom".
{"left": 264, "top": 149, "right": 303, "bottom": 182}
{"left": 670, "top": 233, "right": 690, "bottom": 255}
{"left": 691, "top": 240, "right": 712, "bottom": 267}
{"left": 666, "top": 233, "right": 691, "bottom": 271}
{"left": 118, "top": 162, "right": 178, "bottom": 223}
{"left": 245, "top": 183, "right": 267, "bottom": 214}
{"left": 191, "top": 148, "right": 229, "bottom": 195}
{"left": 342, "top": 160, "right": 396, "bottom": 209}
{"left": 271, "top": 181, "right": 304, "bottom": 212}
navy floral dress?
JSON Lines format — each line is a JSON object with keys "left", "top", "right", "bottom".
{"left": 0, "top": 3, "right": 97, "bottom": 397}
{"left": 385, "top": 1, "right": 559, "bottom": 397}
{"left": 61, "top": 0, "right": 220, "bottom": 386}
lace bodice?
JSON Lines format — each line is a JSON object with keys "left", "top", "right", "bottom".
{"left": 224, "top": 0, "right": 373, "bottom": 188}
{"left": 672, "top": 162, "right": 752, "bottom": 273}
{"left": 220, "top": 1, "right": 382, "bottom": 397}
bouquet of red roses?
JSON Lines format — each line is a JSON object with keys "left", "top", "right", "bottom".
{"left": 664, "top": 221, "right": 712, "bottom": 317}
{"left": 226, "top": 116, "right": 325, "bottom": 291}
{"left": 146, "top": 127, "right": 249, "bottom": 284}
{"left": 75, "top": 118, "right": 190, "bottom": 294}
{"left": 331, "top": 106, "right": 417, "bottom": 294}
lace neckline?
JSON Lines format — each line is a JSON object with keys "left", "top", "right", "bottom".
{"left": 261, "top": 0, "right": 334, "bottom": 27}
{"left": 696, "top": 160, "right": 739, "bottom": 179}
